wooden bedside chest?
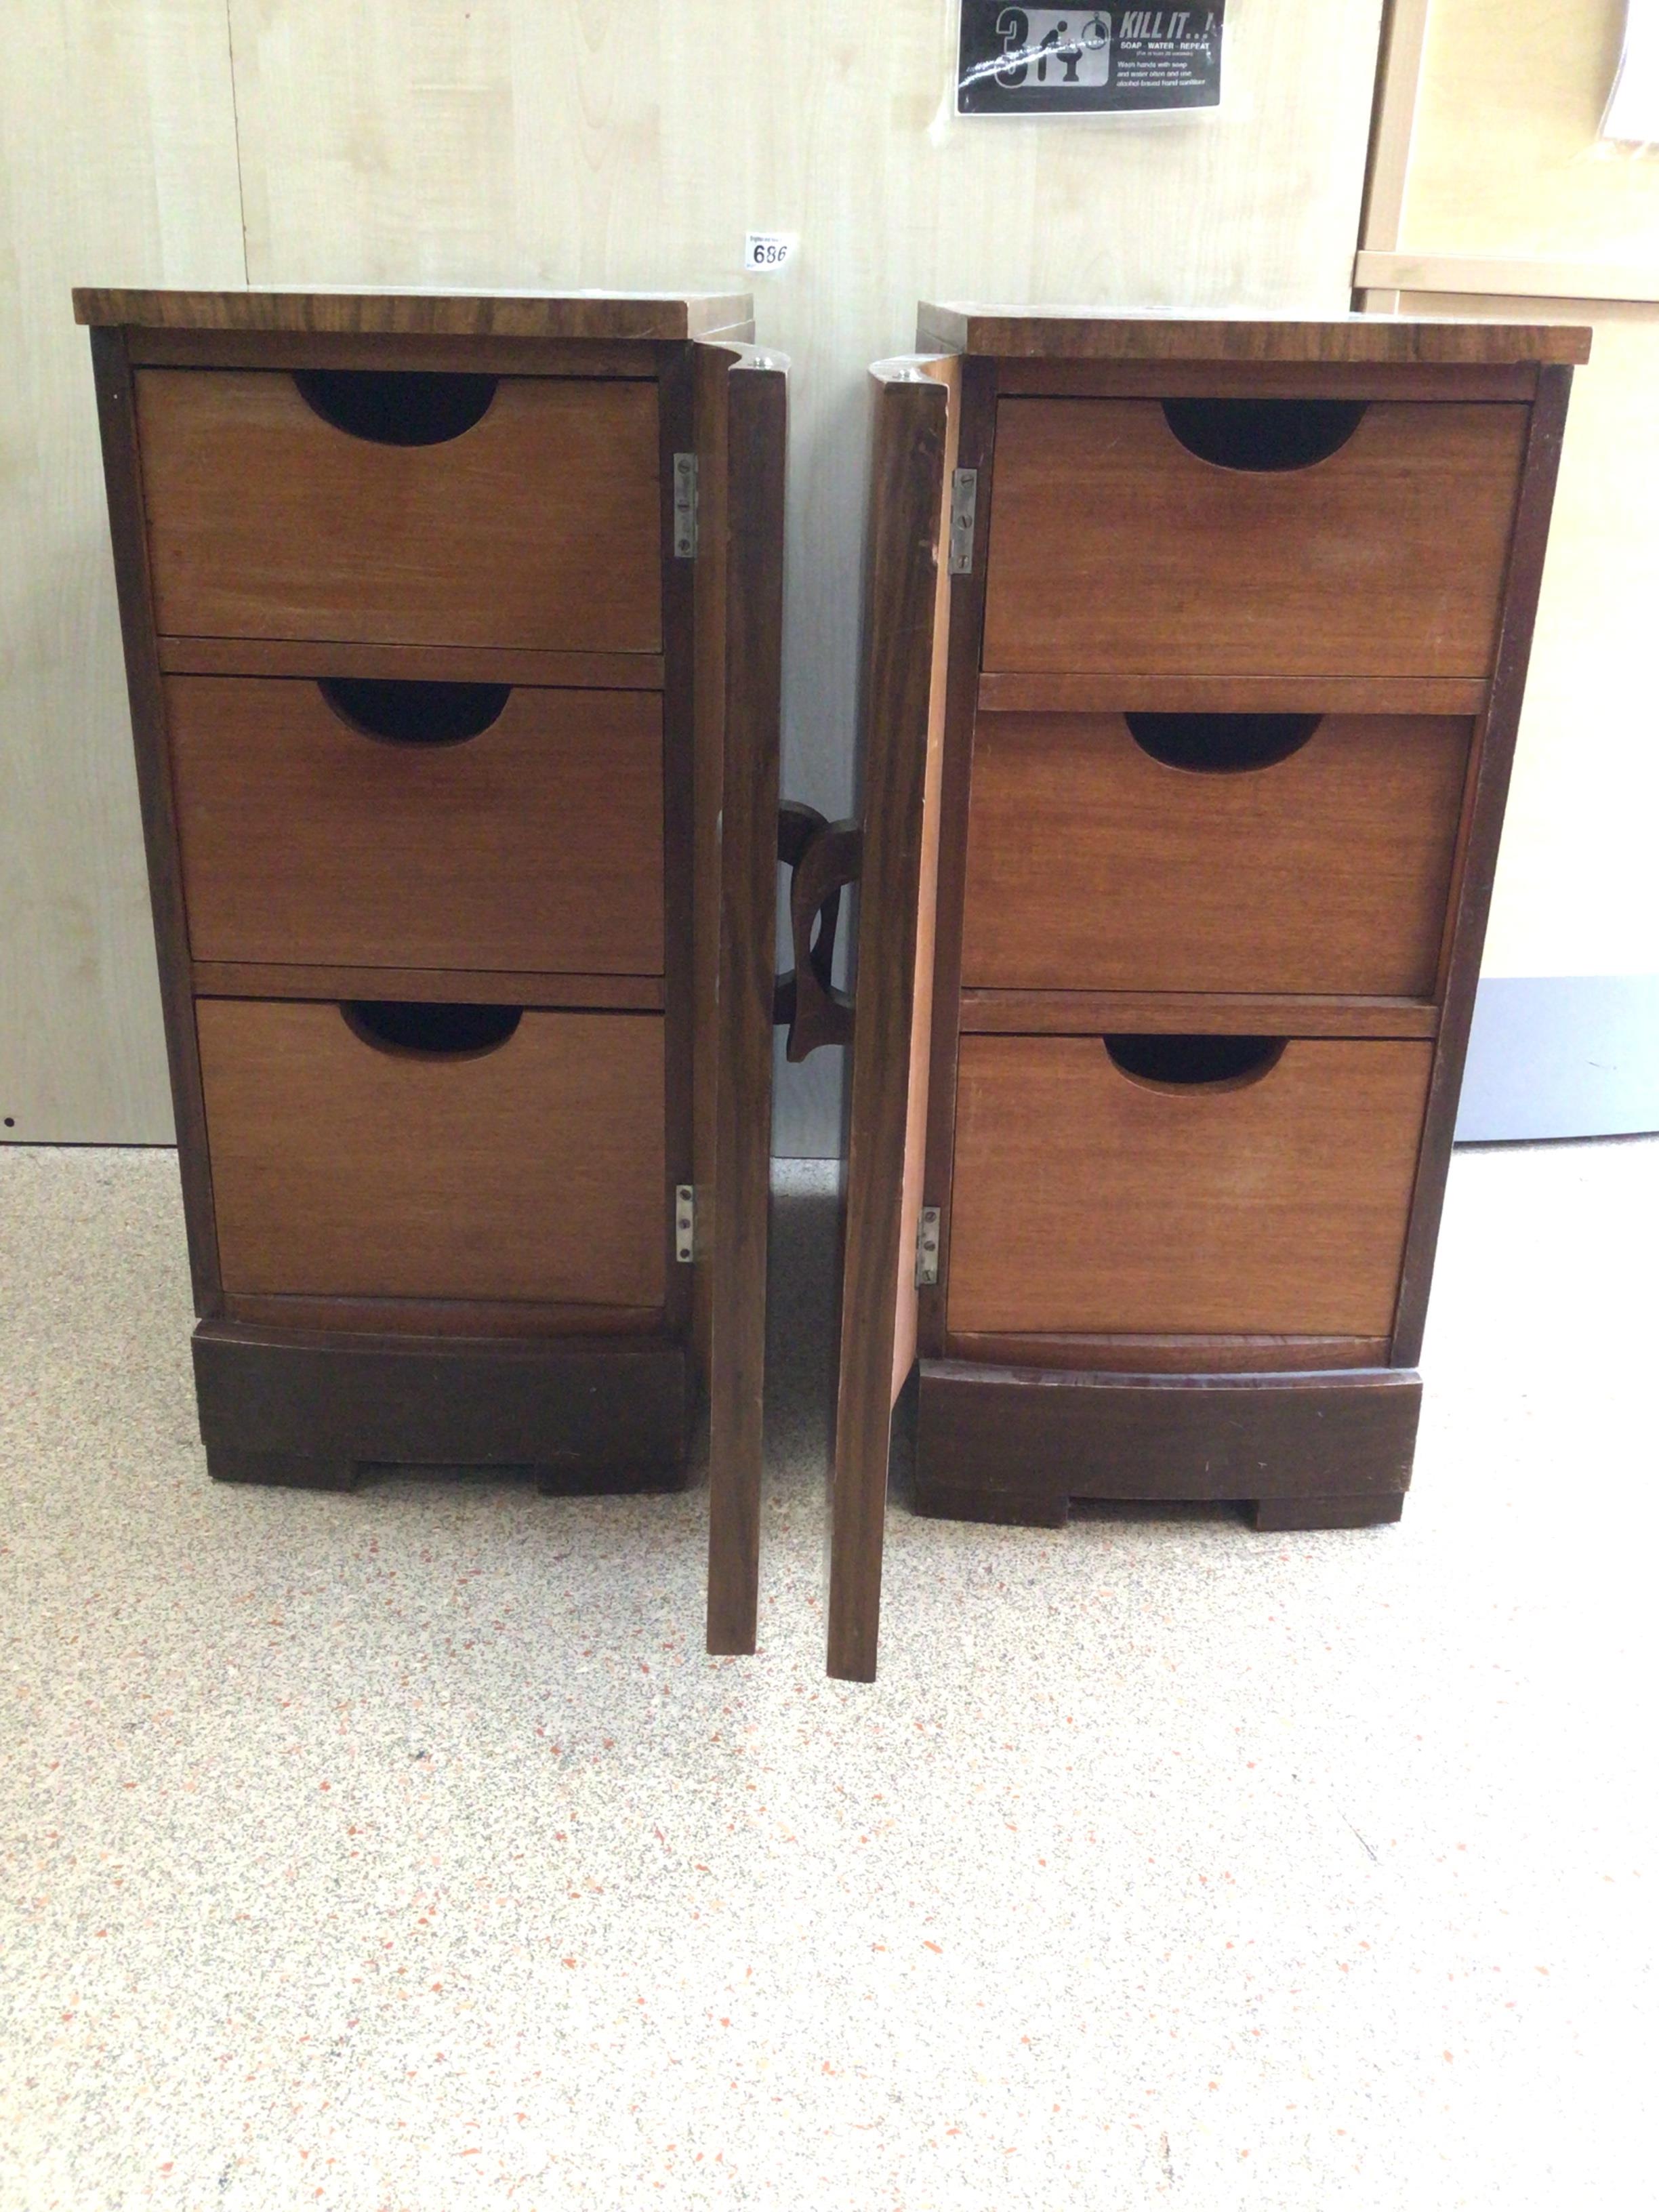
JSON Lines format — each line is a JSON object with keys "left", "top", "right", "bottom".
{"left": 77, "top": 287, "right": 785, "bottom": 1657}
{"left": 822, "top": 308, "right": 1589, "bottom": 1680}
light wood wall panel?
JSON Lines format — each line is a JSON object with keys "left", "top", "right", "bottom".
{"left": 227, "top": 0, "right": 1386, "bottom": 1151}
{"left": 1361, "top": 0, "right": 1659, "bottom": 984}
{"left": 1401, "top": 0, "right": 1659, "bottom": 260}
{"left": 1397, "top": 293, "right": 1659, "bottom": 978}
{"left": 0, "top": 1, "right": 245, "bottom": 1142}
{"left": 5, "top": 0, "right": 1383, "bottom": 1147}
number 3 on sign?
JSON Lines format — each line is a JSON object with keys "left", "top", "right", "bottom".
{"left": 744, "top": 232, "right": 798, "bottom": 274}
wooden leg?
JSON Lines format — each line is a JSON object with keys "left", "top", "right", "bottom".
{"left": 914, "top": 1480, "right": 1069, "bottom": 1529}
{"left": 1250, "top": 1493, "right": 1406, "bottom": 1531}
{"left": 207, "top": 1446, "right": 363, "bottom": 1492}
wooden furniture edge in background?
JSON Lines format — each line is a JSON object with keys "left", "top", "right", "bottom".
{"left": 1355, "top": 251, "right": 1659, "bottom": 306}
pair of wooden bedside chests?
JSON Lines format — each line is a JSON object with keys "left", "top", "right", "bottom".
{"left": 77, "top": 289, "right": 1586, "bottom": 1680}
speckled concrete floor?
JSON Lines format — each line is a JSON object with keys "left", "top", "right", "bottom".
{"left": 1, "top": 1139, "right": 1654, "bottom": 2211}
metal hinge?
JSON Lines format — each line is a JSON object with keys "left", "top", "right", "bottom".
{"left": 672, "top": 452, "right": 699, "bottom": 558}
{"left": 947, "top": 468, "right": 978, "bottom": 575}
{"left": 914, "top": 1206, "right": 941, "bottom": 1288}
{"left": 674, "top": 1184, "right": 697, "bottom": 1263}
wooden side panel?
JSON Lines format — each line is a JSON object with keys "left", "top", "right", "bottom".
{"left": 695, "top": 342, "right": 788, "bottom": 1658}
{"left": 197, "top": 1000, "right": 665, "bottom": 1306}
{"left": 962, "top": 711, "right": 1471, "bottom": 996}
{"left": 87, "top": 330, "right": 223, "bottom": 1305}
{"left": 170, "top": 678, "right": 664, "bottom": 973}
{"left": 827, "top": 359, "right": 956, "bottom": 1683}
{"left": 948, "top": 1036, "right": 1433, "bottom": 1337}
{"left": 689, "top": 351, "right": 732, "bottom": 1386}
{"left": 960, "top": 991, "right": 1437, "bottom": 1039}
{"left": 890, "top": 362, "right": 961, "bottom": 1400}
{"left": 1392, "top": 367, "right": 1574, "bottom": 1361}
{"left": 983, "top": 398, "right": 1528, "bottom": 678}
{"left": 136, "top": 371, "right": 662, "bottom": 651}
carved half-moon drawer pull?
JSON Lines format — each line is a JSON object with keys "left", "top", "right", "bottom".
{"left": 342, "top": 1001, "right": 522, "bottom": 1058}
{"left": 1103, "top": 1033, "right": 1286, "bottom": 1090}
{"left": 774, "top": 799, "right": 862, "bottom": 1061}
{"left": 293, "top": 369, "right": 499, "bottom": 447}
{"left": 1161, "top": 398, "right": 1367, "bottom": 472}
{"left": 317, "top": 677, "right": 512, "bottom": 745}
{"left": 1123, "top": 712, "right": 1322, "bottom": 773}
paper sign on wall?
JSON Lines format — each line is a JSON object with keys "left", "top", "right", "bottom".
{"left": 956, "top": 4, "right": 1223, "bottom": 117}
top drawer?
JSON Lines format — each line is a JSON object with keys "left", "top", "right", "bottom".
{"left": 982, "top": 397, "right": 1528, "bottom": 680}
{"left": 136, "top": 369, "right": 662, "bottom": 652}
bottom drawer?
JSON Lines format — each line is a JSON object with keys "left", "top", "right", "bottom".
{"left": 947, "top": 1032, "right": 1432, "bottom": 1338}
{"left": 198, "top": 998, "right": 665, "bottom": 1307}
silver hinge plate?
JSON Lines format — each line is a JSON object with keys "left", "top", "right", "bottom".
{"left": 947, "top": 469, "right": 978, "bottom": 575}
{"left": 674, "top": 1185, "right": 697, "bottom": 1263}
{"left": 915, "top": 1206, "right": 941, "bottom": 1288}
{"left": 672, "top": 452, "right": 699, "bottom": 558}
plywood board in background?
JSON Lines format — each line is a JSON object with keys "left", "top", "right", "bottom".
{"left": 9, "top": 0, "right": 1386, "bottom": 1143}
{"left": 0, "top": 1, "right": 245, "bottom": 1141}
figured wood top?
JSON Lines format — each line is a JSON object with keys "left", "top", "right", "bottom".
{"left": 73, "top": 287, "right": 754, "bottom": 341}
{"left": 915, "top": 303, "right": 1592, "bottom": 365}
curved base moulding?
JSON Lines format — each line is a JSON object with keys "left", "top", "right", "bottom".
{"left": 193, "top": 1321, "right": 695, "bottom": 1494}
{"left": 913, "top": 1359, "right": 1420, "bottom": 1532}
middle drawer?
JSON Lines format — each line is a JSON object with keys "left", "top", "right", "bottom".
{"left": 961, "top": 708, "right": 1470, "bottom": 997}
{"left": 170, "top": 676, "right": 663, "bottom": 974}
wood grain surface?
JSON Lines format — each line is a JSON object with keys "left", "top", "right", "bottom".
{"left": 198, "top": 1000, "right": 665, "bottom": 1305}
{"left": 975, "top": 672, "right": 1488, "bottom": 716}
{"left": 169, "top": 677, "right": 663, "bottom": 974}
{"left": 193, "top": 1322, "right": 694, "bottom": 1486}
{"left": 916, "top": 304, "right": 1591, "bottom": 363}
{"left": 915, "top": 1359, "right": 1422, "bottom": 1523}
{"left": 220, "top": 1292, "right": 662, "bottom": 1338}
{"left": 826, "top": 359, "right": 957, "bottom": 1683}
{"left": 942, "top": 1331, "right": 1391, "bottom": 1373}
{"left": 961, "top": 712, "right": 1470, "bottom": 996}
{"left": 126, "top": 331, "right": 665, "bottom": 377}
{"left": 137, "top": 370, "right": 662, "bottom": 651}
{"left": 158, "top": 637, "right": 665, "bottom": 687}
{"left": 77, "top": 287, "right": 754, "bottom": 340}
{"left": 947, "top": 1036, "right": 1433, "bottom": 1337}
{"left": 88, "top": 327, "right": 224, "bottom": 1299}
{"left": 983, "top": 398, "right": 1528, "bottom": 678}
{"left": 991, "top": 359, "right": 1542, "bottom": 401}
{"left": 958, "top": 991, "right": 1437, "bottom": 1038}
{"left": 1392, "top": 365, "right": 1576, "bottom": 1362}
{"left": 190, "top": 964, "right": 664, "bottom": 1010}
{"left": 693, "top": 341, "right": 788, "bottom": 1658}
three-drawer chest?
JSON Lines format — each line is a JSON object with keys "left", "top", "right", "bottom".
{"left": 825, "top": 308, "right": 1589, "bottom": 1679}
{"left": 78, "top": 287, "right": 787, "bottom": 1656}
